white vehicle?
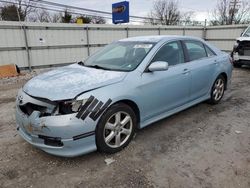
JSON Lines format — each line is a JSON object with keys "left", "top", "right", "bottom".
{"left": 232, "top": 26, "right": 250, "bottom": 67}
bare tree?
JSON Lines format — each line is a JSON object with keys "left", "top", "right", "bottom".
{"left": 14, "top": 0, "right": 36, "bottom": 21}
{"left": 38, "top": 9, "right": 51, "bottom": 22}
{"left": 27, "top": 8, "right": 62, "bottom": 23}
{"left": 182, "top": 11, "right": 195, "bottom": 25}
{"left": 51, "top": 13, "right": 61, "bottom": 23}
{"left": 211, "top": 0, "right": 250, "bottom": 25}
{"left": 149, "top": 0, "right": 181, "bottom": 25}
{"left": 31, "top": 9, "right": 51, "bottom": 22}
{"left": 91, "top": 16, "right": 106, "bottom": 24}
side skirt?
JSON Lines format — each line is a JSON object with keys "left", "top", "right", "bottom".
{"left": 139, "top": 95, "right": 210, "bottom": 129}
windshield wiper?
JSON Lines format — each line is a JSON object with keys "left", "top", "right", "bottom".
{"left": 84, "top": 64, "right": 112, "bottom": 70}
{"left": 78, "top": 62, "right": 117, "bottom": 71}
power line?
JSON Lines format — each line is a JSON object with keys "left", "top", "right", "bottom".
{"left": 0, "top": 0, "right": 112, "bottom": 19}
{"left": 30, "top": 0, "right": 155, "bottom": 20}
{"left": 0, "top": 0, "right": 148, "bottom": 23}
{"left": 0, "top": 0, "right": 205, "bottom": 25}
{"left": 31, "top": 0, "right": 205, "bottom": 24}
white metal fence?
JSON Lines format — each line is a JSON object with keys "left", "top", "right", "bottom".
{"left": 0, "top": 21, "right": 248, "bottom": 69}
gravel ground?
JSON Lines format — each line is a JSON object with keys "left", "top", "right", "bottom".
{"left": 0, "top": 67, "right": 249, "bottom": 188}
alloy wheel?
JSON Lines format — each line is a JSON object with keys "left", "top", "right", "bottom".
{"left": 213, "top": 78, "right": 225, "bottom": 101}
{"left": 103, "top": 111, "right": 133, "bottom": 148}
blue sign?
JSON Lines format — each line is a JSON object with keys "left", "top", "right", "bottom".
{"left": 112, "top": 1, "right": 129, "bottom": 24}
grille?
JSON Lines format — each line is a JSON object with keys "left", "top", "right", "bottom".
{"left": 238, "top": 41, "right": 250, "bottom": 55}
{"left": 243, "top": 49, "right": 250, "bottom": 56}
{"left": 38, "top": 135, "right": 63, "bottom": 147}
{"left": 240, "top": 41, "right": 250, "bottom": 47}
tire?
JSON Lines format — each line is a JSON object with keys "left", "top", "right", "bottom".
{"left": 95, "top": 103, "right": 137, "bottom": 154}
{"left": 233, "top": 61, "right": 242, "bottom": 68}
{"left": 208, "top": 75, "right": 226, "bottom": 104}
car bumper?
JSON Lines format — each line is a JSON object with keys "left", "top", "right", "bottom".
{"left": 233, "top": 52, "right": 250, "bottom": 62}
{"left": 15, "top": 100, "right": 97, "bottom": 157}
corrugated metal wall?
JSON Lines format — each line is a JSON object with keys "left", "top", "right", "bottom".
{"left": 206, "top": 25, "right": 248, "bottom": 52}
{"left": 0, "top": 21, "right": 248, "bottom": 69}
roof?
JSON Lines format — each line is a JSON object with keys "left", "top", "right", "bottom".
{"left": 119, "top": 35, "right": 202, "bottom": 43}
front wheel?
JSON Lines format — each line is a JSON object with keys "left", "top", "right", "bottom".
{"left": 95, "top": 103, "right": 136, "bottom": 154}
{"left": 208, "top": 75, "right": 226, "bottom": 104}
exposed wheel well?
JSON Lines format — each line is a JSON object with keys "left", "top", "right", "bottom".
{"left": 113, "top": 100, "right": 140, "bottom": 128}
{"left": 219, "top": 72, "right": 228, "bottom": 89}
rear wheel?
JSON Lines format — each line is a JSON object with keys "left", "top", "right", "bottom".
{"left": 208, "top": 75, "right": 226, "bottom": 104}
{"left": 96, "top": 103, "right": 136, "bottom": 154}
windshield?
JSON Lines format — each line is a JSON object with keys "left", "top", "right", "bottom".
{"left": 243, "top": 27, "right": 250, "bottom": 37}
{"left": 83, "top": 41, "right": 155, "bottom": 71}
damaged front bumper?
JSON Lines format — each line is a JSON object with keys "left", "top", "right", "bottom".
{"left": 232, "top": 52, "right": 250, "bottom": 62}
{"left": 232, "top": 40, "right": 250, "bottom": 64}
{"left": 15, "top": 89, "right": 97, "bottom": 157}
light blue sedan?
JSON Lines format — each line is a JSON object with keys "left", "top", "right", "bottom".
{"left": 16, "top": 35, "right": 233, "bottom": 157}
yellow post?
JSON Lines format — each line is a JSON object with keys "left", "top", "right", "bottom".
{"left": 76, "top": 18, "right": 83, "bottom": 24}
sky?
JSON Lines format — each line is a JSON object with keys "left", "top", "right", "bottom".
{"left": 54, "top": 0, "right": 218, "bottom": 22}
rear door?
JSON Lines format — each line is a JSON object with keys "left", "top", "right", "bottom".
{"left": 183, "top": 40, "right": 217, "bottom": 101}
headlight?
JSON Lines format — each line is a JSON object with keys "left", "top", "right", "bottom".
{"left": 233, "top": 41, "right": 239, "bottom": 50}
{"left": 58, "top": 99, "right": 87, "bottom": 114}
{"left": 71, "top": 100, "right": 84, "bottom": 112}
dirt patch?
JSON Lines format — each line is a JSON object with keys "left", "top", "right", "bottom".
{"left": 0, "top": 98, "right": 16, "bottom": 104}
{"left": 0, "top": 67, "right": 250, "bottom": 188}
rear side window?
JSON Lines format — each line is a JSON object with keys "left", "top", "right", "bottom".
{"left": 151, "top": 41, "right": 184, "bottom": 66}
{"left": 184, "top": 41, "right": 207, "bottom": 61}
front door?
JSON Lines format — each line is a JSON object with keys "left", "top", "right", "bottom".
{"left": 138, "top": 41, "right": 191, "bottom": 121}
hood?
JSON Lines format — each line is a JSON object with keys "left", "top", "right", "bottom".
{"left": 23, "top": 64, "right": 127, "bottom": 101}
{"left": 237, "top": 37, "right": 250, "bottom": 42}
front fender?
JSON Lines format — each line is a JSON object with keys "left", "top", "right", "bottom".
{"left": 75, "top": 81, "right": 141, "bottom": 123}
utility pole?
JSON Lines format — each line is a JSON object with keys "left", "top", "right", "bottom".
{"left": 229, "top": 0, "right": 241, "bottom": 24}
{"left": 15, "top": 2, "right": 32, "bottom": 72}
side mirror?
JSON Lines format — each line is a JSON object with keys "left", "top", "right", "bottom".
{"left": 240, "top": 32, "right": 243, "bottom": 36}
{"left": 148, "top": 61, "right": 169, "bottom": 72}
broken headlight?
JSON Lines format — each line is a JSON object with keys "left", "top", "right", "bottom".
{"left": 233, "top": 41, "right": 239, "bottom": 51}
{"left": 58, "top": 99, "right": 87, "bottom": 114}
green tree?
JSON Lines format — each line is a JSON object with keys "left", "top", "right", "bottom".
{"left": 62, "top": 10, "right": 72, "bottom": 23}
{"left": 91, "top": 16, "right": 106, "bottom": 24}
{"left": 0, "top": 4, "right": 25, "bottom": 21}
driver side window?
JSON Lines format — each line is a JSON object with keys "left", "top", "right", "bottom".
{"left": 151, "top": 41, "right": 184, "bottom": 66}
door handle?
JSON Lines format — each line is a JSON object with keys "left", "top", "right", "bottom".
{"left": 214, "top": 60, "right": 218, "bottom": 65}
{"left": 182, "top": 68, "right": 190, "bottom": 74}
